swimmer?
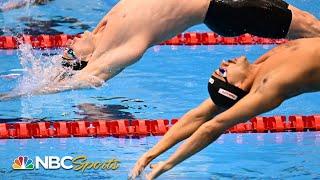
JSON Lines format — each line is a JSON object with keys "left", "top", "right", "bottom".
{"left": 130, "top": 37, "right": 320, "bottom": 179}
{"left": 1, "top": 0, "right": 320, "bottom": 98}
{"left": 0, "top": 0, "right": 52, "bottom": 12}
{"left": 55, "top": 0, "right": 320, "bottom": 92}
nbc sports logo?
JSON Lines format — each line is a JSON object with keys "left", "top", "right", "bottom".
{"left": 12, "top": 156, "right": 34, "bottom": 170}
{"left": 11, "top": 155, "right": 120, "bottom": 171}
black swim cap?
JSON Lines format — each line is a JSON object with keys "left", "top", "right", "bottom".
{"left": 61, "top": 60, "right": 88, "bottom": 71}
{"left": 208, "top": 76, "right": 248, "bottom": 109}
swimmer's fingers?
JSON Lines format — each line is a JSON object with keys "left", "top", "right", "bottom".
{"left": 0, "top": 91, "right": 27, "bottom": 101}
{"left": 129, "top": 160, "right": 146, "bottom": 179}
{"left": 0, "top": 93, "right": 9, "bottom": 99}
{"left": 146, "top": 161, "right": 166, "bottom": 180}
{"left": 0, "top": 93, "right": 15, "bottom": 101}
{"left": 0, "top": 93, "right": 6, "bottom": 99}
{"left": 0, "top": 74, "right": 21, "bottom": 80}
{"left": 128, "top": 169, "right": 143, "bottom": 180}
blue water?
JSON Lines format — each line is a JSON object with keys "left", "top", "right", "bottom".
{"left": 1, "top": 133, "right": 320, "bottom": 179}
{"left": 1, "top": 45, "right": 320, "bottom": 121}
{"left": 0, "top": 0, "right": 319, "bottom": 179}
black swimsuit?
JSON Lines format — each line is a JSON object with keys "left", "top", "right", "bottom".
{"left": 204, "top": 0, "right": 292, "bottom": 38}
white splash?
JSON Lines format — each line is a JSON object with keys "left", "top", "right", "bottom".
{"left": 1, "top": 42, "right": 105, "bottom": 100}
{"left": 0, "top": 0, "right": 34, "bottom": 12}
{"left": 11, "top": 43, "right": 67, "bottom": 96}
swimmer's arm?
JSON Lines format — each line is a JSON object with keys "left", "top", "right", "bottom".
{"left": 42, "top": 38, "right": 149, "bottom": 93}
{"left": 0, "top": 91, "right": 35, "bottom": 101}
{"left": 0, "top": 74, "right": 101, "bottom": 101}
{"left": 130, "top": 98, "right": 222, "bottom": 178}
{"left": 147, "top": 88, "right": 284, "bottom": 179}
{"left": 82, "top": 40, "right": 148, "bottom": 81}
{"left": 39, "top": 73, "right": 103, "bottom": 93}
{"left": 92, "top": 0, "right": 120, "bottom": 35}
{"left": 0, "top": 93, "right": 11, "bottom": 100}
{"left": 0, "top": 46, "right": 135, "bottom": 100}
{"left": 1, "top": 40, "right": 147, "bottom": 99}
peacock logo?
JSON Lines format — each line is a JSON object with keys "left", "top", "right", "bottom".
{"left": 12, "top": 156, "right": 34, "bottom": 170}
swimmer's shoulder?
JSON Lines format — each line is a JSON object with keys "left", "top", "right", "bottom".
{"left": 300, "top": 38, "right": 320, "bottom": 57}
{"left": 295, "top": 37, "right": 320, "bottom": 47}
{"left": 284, "top": 37, "right": 320, "bottom": 47}
{"left": 284, "top": 38, "right": 320, "bottom": 56}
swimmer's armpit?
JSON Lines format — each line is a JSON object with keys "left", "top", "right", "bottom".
{"left": 93, "top": 16, "right": 108, "bottom": 34}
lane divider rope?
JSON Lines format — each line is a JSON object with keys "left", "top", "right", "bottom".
{"left": 0, "top": 115, "right": 319, "bottom": 139}
{"left": 0, "top": 33, "right": 288, "bottom": 49}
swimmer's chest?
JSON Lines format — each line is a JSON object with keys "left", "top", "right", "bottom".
{"left": 255, "top": 48, "right": 319, "bottom": 93}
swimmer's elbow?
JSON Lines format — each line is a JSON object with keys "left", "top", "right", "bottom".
{"left": 131, "top": 46, "right": 147, "bottom": 62}
{"left": 126, "top": 40, "right": 149, "bottom": 63}
{"left": 199, "top": 119, "right": 227, "bottom": 137}
{"left": 250, "top": 88, "right": 285, "bottom": 113}
{"left": 84, "top": 76, "right": 105, "bottom": 88}
{"left": 92, "top": 80, "right": 104, "bottom": 87}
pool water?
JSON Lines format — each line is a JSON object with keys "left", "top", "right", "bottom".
{"left": 1, "top": 132, "right": 320, "bottom": 179}
{"left": 1, "top": 45, "right": 320, "bottom": 121}
{"left": 0, "top": 0, "right": 319, "bottom": 179}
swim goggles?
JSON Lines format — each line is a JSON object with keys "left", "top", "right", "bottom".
{"left": 61, "top": 48, "right": 88, "bottom": 71}
{"left": 217, "top": 59, "right": 238, "bottom": 83}
{"left": 62, "top": 48, "right": 78, "bottom": 61}
{"left": 218, "top": 67, "right": 230, "bottom": 84}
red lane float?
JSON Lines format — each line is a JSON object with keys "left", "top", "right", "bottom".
{"left": 0, "top": 115, "right": 319, "bottom": 139}
{"left": 0, "top": 33, "right": 288, "bottom": 49}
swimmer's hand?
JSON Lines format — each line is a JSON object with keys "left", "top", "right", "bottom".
{"left": 0, "top": 72, "right": 104, "bottom": 101}
{"left": 129, "top": 154, "right": 151, "bottom": 180}
{"left": 0, "top": 93, "right": 22, "bottom": 101}
{"left": 0, "top": 93, "right": 8, "bottom": 100}
{"left": 146, "top": 161, "right": 169, "bottom": 180}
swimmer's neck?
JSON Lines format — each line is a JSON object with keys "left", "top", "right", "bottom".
{"left": 92, "top": 34, "right": 99, "bottom": 49}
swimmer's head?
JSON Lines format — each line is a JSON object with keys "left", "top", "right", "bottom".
{"left": 62, "top": 31, "right": 94, "bottom": 64}
{"left": 61, "top": 47, "right": 88, "bottom": 70}
{"left": 217, "top": 56, "right": 251, "bottom": 85}
{"left": 208, "top": 56, "right": 251, "bottom": 109}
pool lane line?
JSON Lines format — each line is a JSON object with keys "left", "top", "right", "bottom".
{"left": 0, "top": 115, "right": 319, "bottom": 139}
{"left": 0, "top": 33, "right": 288, "bottom": 49}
